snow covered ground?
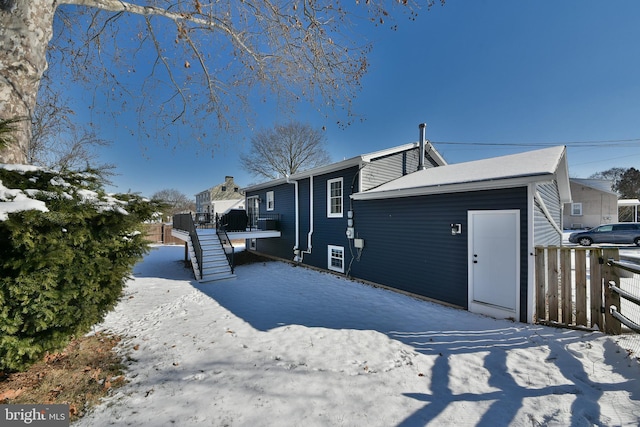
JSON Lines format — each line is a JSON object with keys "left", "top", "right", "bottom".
{"left": 75, "top": 245, "right": 640, "bottom": 426}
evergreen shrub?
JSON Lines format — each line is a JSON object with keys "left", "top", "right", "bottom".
{"left": 0, "top": 165, "right": 158, "bottom": 371}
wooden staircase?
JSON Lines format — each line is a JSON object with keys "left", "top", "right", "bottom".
{"left": 197, "top": 230, "right": 236, "bottom": 282}
{"left": 174, "top": 227, "right": 235, "bottom": 282}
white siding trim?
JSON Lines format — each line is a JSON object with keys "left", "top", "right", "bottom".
{"left": 534, "top": 190, "right": 563, "bottom": 235}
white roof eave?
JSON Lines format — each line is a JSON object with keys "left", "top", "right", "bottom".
{"left": 242, "top": 157, "right": 365, "bottom": 192}
{"left": 351, "top": 174, "right": 556, "bottom": 201}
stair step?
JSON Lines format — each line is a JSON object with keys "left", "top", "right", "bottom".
{"left": 202, "top": 260, "right": 232, "bottom": 269}
{"left": 202, "top": 253, "right": 228, "bottom": 260}
{"left": 202, "top": 266, "right": 231, "bottom": 276}
{"left": 200, "top": 272, "right": 236, "bottom": 283}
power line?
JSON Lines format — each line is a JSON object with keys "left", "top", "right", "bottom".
{"left": 432, "top": 138, "right": 640, "bottom": 148}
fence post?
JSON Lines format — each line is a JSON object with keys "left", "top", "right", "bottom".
{"left": 547, "top": 247, "right": 559, "bottom": 322}
{"left": 574, "top": 249, "right": 588, "bottom": 326}
{"left": 561, "top": 248, "right": 572, "bottom": 325}
{"left": 590, "top": 249, "right": 604, "bottom": 331}
{"left": 603, "top": 248, "right": 622, "bottom": 335}
{"left": 535, "top": 247, "right": 546, "bottom": 322}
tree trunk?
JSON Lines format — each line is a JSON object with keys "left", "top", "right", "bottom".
{"left": 0, "top": 0, "right": 56, "bottom": 164}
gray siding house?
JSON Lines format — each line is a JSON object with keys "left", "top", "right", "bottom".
{"left": 563, "top": 179, "right": 618, "bottom": 229}
{"left": 245, "top": 144, "right": 571, "bottom": 324}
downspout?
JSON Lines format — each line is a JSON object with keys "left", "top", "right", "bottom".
{"left": 285, "top": 175, "right": 300, "bottom": 261}
{"left": 300, "top": 175, "right": 314, "bottom": 261}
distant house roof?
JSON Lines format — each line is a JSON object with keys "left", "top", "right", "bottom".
{"left": 242, "top": 141, "right": 446, "bottom": 192}
{"left": 196, "top": 176, "right": 244, "bottom": 200}
{"left": 570, "top": 178, "right": 617, "bottom": 195}
{"left": 352, "top": 146, "right": 571, "bottom": 202}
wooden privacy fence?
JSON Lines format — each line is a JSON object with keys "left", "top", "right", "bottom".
{"left": 142, "top": 223, "right": 183, "bottom": 245}
{"left": 535, "top": 246, "right": 622, "bottom": 334}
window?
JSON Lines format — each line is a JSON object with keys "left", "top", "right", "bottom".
{"left": 571, "top": 203, "right": 582, "bottom": 216}
{"left": 266, "top": 191, "right": 274, "bottom": 211}
{"left": 327, "top": 178, "right": 343, "bottom": 218}
{"left": 222, "top": 185, "right": 227, "bottom": 191}
{"left": 328, "top": 245, "right": 345, "bottom": 273}
{"left": 615, "top": 224, "right": 638, "bottom": 231}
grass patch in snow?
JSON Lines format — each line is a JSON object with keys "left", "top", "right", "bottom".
{"left": 0, "top": 332, "right": 127, "bottom": 422}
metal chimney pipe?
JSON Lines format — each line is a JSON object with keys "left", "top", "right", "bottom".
{"left": 418, "top": 123, "right": 427, "bottom": 171}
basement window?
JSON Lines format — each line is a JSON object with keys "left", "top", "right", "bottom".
{"left": 328, "top": 245, "right": 345, "bottom": 273}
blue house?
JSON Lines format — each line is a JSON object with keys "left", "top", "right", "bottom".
{"left": 244, "top": 138, "right": 571, "bottom": 324}
{"left": 243, "top": 136, "right": 446, "bottom": 262}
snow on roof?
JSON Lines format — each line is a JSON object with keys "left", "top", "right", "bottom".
{"left": 353, "top": 146, "right": 570, "bottom": 201}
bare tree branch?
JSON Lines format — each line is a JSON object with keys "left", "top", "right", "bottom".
{"left": 240, "top": 121, "right": 332, "bottom": 180}
{"left": 0, "top": 1, "right": 445, "bottom": 163}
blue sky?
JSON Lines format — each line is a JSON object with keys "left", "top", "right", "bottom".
{"left": 72, "top": 0, "right": 640, "bottom": 198}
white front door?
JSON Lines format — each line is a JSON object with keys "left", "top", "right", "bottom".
{"left": 468, "top": 210, "right": 520, "bottom": 320}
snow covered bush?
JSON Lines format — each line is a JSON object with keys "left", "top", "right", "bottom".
{"left": 0, "top": 165, "right": 159, "bottom": 372}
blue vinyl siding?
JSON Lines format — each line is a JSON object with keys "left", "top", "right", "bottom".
{"left": 302, "top": 167, "right": 359, "bottom": 270}
{"left": 246, "top": 183, "right": 297, "bottom": 260}
{"left": 350, "top": 187, "right": 529, "bottom": 320}
{"left": 246, "top": 167, "right": 359, "bottom": 268}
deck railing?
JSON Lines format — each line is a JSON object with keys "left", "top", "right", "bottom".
{"left": 173, "top": 213, "right": 203, "bottom": 278}
{"left": 247, "top": 213, "right": 280, "bottom": 231}
{"left": 606, "top": 259, "right": 640, "bottom": 334}
{"left": 194, "top": 211, "right": 280, "bottom": 232}
{"left": 215, "top": 213, "right": 235, "bottom": 274}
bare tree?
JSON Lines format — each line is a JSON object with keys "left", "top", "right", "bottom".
{"left": 0, "top": 1, "right": 445, "bottom": 164}
{"left": 29, "top": 84, "right": 116, "bottom": 177}
{"left": 240, "top": 122, "right": 332, "bottom": 180}
{"left": 151, "top": 188, "right": 195, "bottom": 219}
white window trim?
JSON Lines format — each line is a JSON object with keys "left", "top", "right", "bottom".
{"left": 328, "top": 245, "right": 345, "bottom": 273}
{"left": 266, "top": 191, "right": 274, "bottom": 211}
{"left": 327, "top": 177, "right": 343, "bottom": 218}
{"left": 571, "top": 202, "right": 583, "bottom": 216}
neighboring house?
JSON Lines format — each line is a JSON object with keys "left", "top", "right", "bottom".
{"left": 195, "top": 176, "right": 245, "bottom": 219}
{"left": 618, "top": 198, "right": 640, "bottom": 222}
{"left": 563, "top": 179, "right": 618, "bottom": 229}
{"left": 245, "top": 144, "right": 571, "bottom": 325}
